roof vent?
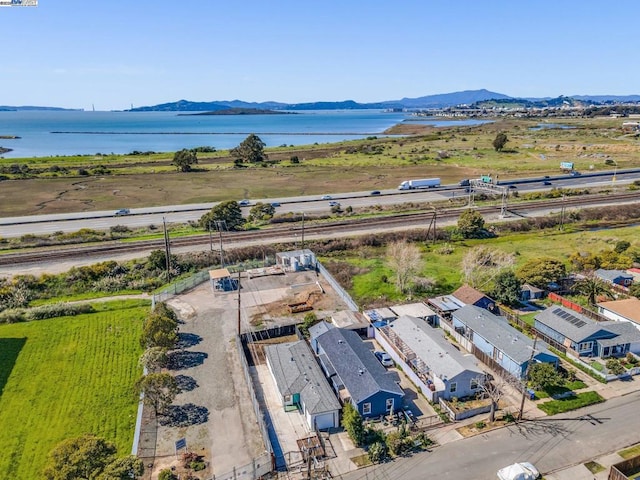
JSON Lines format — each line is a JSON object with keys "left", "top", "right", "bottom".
{"left": 358, "top": 369, "right": 364, "bottom": 375}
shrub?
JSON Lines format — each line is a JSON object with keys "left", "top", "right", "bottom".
{"left": 0, "top": 309, "right": 26, "bottom": 324}
{"left": 158, "top": 469, "right": 177, "bottom": 480}
{"left": 26, "top": 303, "right": 95, "bottom": 321}
{"left": 367, "top": 441, "right": 388, "bottom": 463}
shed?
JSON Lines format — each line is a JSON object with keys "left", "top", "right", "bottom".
{"left": 209, "top": 268, "right": 234, "bottom": 292}
{"left": 276, "top": 249, "right": 317, "bottom": 272}
{"left": 427, "top": 295, "right": 465, "bottom": 320}
{"left": 520, "top": 283, "right": 545, "bottom": 301}
{"left": 363, "top": 307, "right": 397, "bottom": 324}
{"left": 330, "top": 311, "right": 369, "bottom": 331}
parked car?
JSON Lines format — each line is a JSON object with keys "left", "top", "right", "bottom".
{"left": 328, "top": 201, "right": 340, "bottom": 207}
{"left": 114, "top": 208, "right": 130, "bottom": 216}
{"left": 271, "top": 202, "right": 281, "bottom": 207}
{"left": 370, "top": 190, "right": 381, "bottom": 196}
{"left": 321, "top": 195, "right": 332, "bottom": 200}
{"left": 238, "top": 199, "right": 251, "bottom": 206}
{"left": 497, "top": 462, "right": 540, "bottom": 480}
{"left": 374, "top": 351, "right": 394, "bottom": 367}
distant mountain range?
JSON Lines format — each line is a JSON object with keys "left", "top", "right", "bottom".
{"left": 2, "top": 90, "right": 640, "bottom": 112}
{"left": 0, "top": 105, "right": 81, "bottom": 112}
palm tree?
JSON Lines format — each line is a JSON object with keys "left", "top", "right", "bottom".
{"left": 574, "top": 272, "right": 612, "bottom": 305}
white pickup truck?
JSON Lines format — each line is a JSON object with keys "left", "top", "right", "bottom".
{"left": 497, "top": 462, "right": 540, "bottom": 480}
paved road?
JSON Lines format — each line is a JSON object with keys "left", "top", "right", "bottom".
{"left": 342, "top": 391, "right": 640, "bottom": 480}
{"left": 1, "top": 170, "right": 637, "bottom": 238}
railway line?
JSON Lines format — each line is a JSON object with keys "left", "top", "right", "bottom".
{"left": 1, "top": 191, "right": 638, "bottom": 267}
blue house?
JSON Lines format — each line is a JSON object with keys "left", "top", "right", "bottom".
{"left": 595, "top": 269, "right": 634, "bottom": 288}
{"left": 451, "top": 305, "right": 558, "bottom": 379}
{"left": 452, "top": 285, "right": 499, "bottom": 314}
{"left": 312, "top": 327, "right": 405, "bottom": 418}
{"left": 535, "top": 306, "right": 640, "bottom": 359}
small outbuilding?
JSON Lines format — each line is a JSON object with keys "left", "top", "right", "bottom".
{"left": 209, "top": 268, "right": 234, "bottom": 292}
{"left": 389, "top": 302, "right": 438, "bottom": 326}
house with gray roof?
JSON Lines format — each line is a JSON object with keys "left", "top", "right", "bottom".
{"left": 595, "top": 269, "right": 634, "bottom": 288}
{"left": 265, "top": 340, "right": 341, "bottom": 430}
{"left": 376, "top": 315, "right": 484, "bottom": 402}
{"left": 452, "top": 305, "right": 558, "bottom": 379}
{"left": 427, "top": 294, "right": 465, "bottom": 321}
{"left": 312, "top": 327, "right": 404, "bottom": 418}
{"left": 535, "top": 306, "right": 640, "bottom": 359}
{"left": 389, "top": 303, "right": 438, "bottom": 326}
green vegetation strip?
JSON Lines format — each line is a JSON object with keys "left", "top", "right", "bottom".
{"left": 619, "top": 445, "right": 640, "bottom": 460}
{"left": 0, "top": 301, "right": 147, "bottom": 479}
{"left": 537, "top": 391, "right": 604, "bottom": 415}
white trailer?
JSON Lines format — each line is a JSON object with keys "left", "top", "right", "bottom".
{"left": 397, "top": 178, "right": 441, "bottom": 190}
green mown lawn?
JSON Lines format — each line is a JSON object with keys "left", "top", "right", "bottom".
{"left": 537, "top": 391, "right": 605, "bottom": 415}
{"left": 0, "top": 300, "right": 147, "bottom": 479}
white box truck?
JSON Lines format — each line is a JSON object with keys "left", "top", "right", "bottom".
{"left": 397, "top": 178, "right": 441, "bottom": 190}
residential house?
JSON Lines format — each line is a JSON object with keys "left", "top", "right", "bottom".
{"left": 535, "top": 305, "right": 640, "bottom": 359}
{"left": 375, "top": 315, "right": 484, "bottom": 402}
{"left": 312, "top": 327, "right": 405, "bottom": 418}
{"left": 265, "top": 341, "right": 341, "bottom": 430}
{"left": 449, "top": 305, "right": 558, "bottom": 379}
{"left": 595, "top": 269, "right": 634, "bottom": 288}
{"left": 598, "top": 298, "right": 640, "bottom": 329}
{"left": 427, "top": 294, "right": 465, "bottom": 321}
{"left": 452, "top": 285, "right": 499, "bottom": 314}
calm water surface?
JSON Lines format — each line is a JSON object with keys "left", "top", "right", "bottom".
{"left": 0, "top": 110, "right": 486, "bottom": 158}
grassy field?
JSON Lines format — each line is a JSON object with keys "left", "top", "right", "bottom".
{"left": 0, "top": 300, "right": 148, "bottom": 479}
{"left": 321, "top": 224, "right": 640, "bottom": 307}
{"left": 1, "top": 117, "right": 639, "bottom": 217}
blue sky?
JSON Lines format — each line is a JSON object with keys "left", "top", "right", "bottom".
{"left": 1, "top": 1, "right": 638, "bottom": 110}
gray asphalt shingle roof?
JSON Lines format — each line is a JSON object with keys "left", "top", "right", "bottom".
{"left": 536, "top": 305, "right": 640, "bottom": 344}
{"left": 315, "top": 328, "right": 404, "bottom": 404}
{"left": 265, "top": 341, "right": 341, "bottom": 415}
{"left": 388, "top": 315, "right": 482, "bottom": 380}
{"left": 454, "top": 305, "right": 554, "bottom": 364}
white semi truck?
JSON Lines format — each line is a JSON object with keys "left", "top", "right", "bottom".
{"left": 397, "top": 178, "right": 441, "bottom": 190}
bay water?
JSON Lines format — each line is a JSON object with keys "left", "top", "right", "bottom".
{"left": 0, "top": 110, "right": 485, "bottom": 159}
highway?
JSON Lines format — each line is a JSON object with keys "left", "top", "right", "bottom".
{"left": 343, "top": 391, "right": 640, "bottom": 480}
{"left": 0, "top": 169, "right": 638, "bottom": 238}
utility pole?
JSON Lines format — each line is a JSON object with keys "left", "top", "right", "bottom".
{"left": 559, "top": 194, "right": 566, "bottom": 231}
{"left": 301, "top": 212, "right": 305, "bottom": 250}
{"left": 208, "top": 221, "right": 213, "bottom": 252}
{"left": 214, "top": 220, "right": 226, "bottom": 267}
{"left": 237, "top": 270, "right": 241, "bottom": 335}
{"left": 163, "top": 217, "right": 171, "bottom": 279}
{"left": 518, "top": 335, "right": 538, "bottom": 422}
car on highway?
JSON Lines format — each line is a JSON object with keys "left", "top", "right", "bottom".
{"left": 271, "top": 202, "right": 281, "bottom": 207}
{"left": 370, "top": 190, "right": 381, "bottom": 195}
{"left": 114, "top": 208, "right": 130, "bottom": 216}
{"left": 328, "top": 201, "right": 340, "bottom": 207}
{"left": 508, "top": 185, "right": 518, "bottom": 189}
{"left": 321, "top": 195, "right": 332, "bottom": 200}
{"left": 570, "top": 170, "right": 581, "bottom": 176}
{"left": 374, "top": 351, "right": 394, "bottom": 367}
{"left": 238, "top": 199, "right": 251, "bottom": 206}
{"left": 543, "top": 181, "right": 552, "bottom": 186}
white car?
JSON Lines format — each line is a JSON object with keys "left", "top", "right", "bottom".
{"left": 374, "top": 351, "right": 394, "bottom": 367}
{"left": 321, "top": 194, "right": 332, "bottom": 200}
{"left": 497, "top": 462, "right": 540, "bottom": 480}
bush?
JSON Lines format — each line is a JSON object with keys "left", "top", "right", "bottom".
{"left": 26, "top": 302, "right": 95, "bottom": 321}
{"left": 0, "top": 309, "right": 26, "bottom": 323}
{"left": 158, "top": 469, "right": 177, "bottom": 480}
{"left": 367, "top": 441, "right": 388, "bottom": 463}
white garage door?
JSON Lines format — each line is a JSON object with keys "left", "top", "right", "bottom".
{"left": 313, "top": 412, "right": 337, "bottom": 430}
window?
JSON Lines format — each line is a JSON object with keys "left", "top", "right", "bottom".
{"left": 470, "top": 378, "right": 480, "bottom": 390}
{"left": 386, "top": 398, "right": 394, "bottom": 412}
{"left": 362, "top": 403, "right": 371, "bottom": 415}
{"left": 283, "top": 394, "right": 292, "bottom": 404}
{"left": 450, "top": 382, "right": 457, "bottom": 393}
{"left": 579, "top": 341, "right": 593, "bottom": 352}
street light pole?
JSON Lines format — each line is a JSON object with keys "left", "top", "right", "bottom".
{"left": 518, "top": 335, "right": 538, "bottom": 422}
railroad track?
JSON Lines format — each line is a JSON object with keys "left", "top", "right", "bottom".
{"left": 1, "top": 191, "right": 638, "bottom": 267}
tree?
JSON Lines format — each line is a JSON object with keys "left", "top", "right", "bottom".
{"left": 386, "top": 240, "right": 423, "bottom": 294}
{"left": 614, "top": 240, "right": 631, "bottom": 253}
{"left": 247, "top": 202, "right": 276, "bottom": 222}
{"left": 457, "top": 209, "right": 486, "bottom": 239}
{"left": 199, "top": 200, "right": 245, "bottom": 231}
{"left": 140, "top": 305, "right": 179, "bottom": 349}
{"left": 527, "top": 363, "right": 562, "bottom": 391}
{"left": 135, "top": 372, "right": 180, "bottom": 416}
{"left": 97, "top": 456, "right": 145, "bottom": 480}
{"left": 172, "top": 148, "right": 198, "bottom": 172}
{"left": 461, "top": 246, "right": 515, "bottom": 289}
{"left": 341, "top": 403, "right": 365, "bottom": 446}
{"left": 574, "top": 272, "right": 612, "bottom": 305}
{"left": 139, "top": 346, "right": 168, "bottom": 372}
{"left": 491, "top": 270, "right": 522, "bottom": 306}
{"left": 629, "top": 283, "right": 640, "bottom": 299}
{"left": 43, "top": 434, "right": 117, "bottom": 480}
{"left": 230, "top": 134, "right": 267, "bottom": 163}
{"left": 516, "top": 257, "right": 566, "bottom": 289}
{"left": 493, "top": 132, "right": 508, "bottom": 152}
